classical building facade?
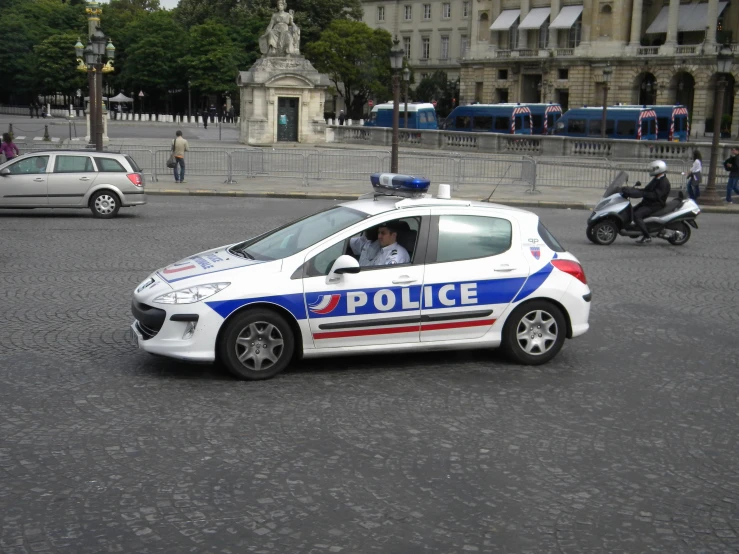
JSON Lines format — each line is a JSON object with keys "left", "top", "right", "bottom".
{"left": 362, "top": 0, "right": 739, "bottom": 137}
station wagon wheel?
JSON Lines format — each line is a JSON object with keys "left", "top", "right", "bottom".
{"left": 502, "top": 300, "right": 566, "bottom": 365}
{"left": 218, "top": 309, "right": 295, "bottom": 381}
{"left": 89, "top": 190, "right": 120, "bottom": 219}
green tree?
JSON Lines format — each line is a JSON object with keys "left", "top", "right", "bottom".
{"left": 183, "top": 21, "right": 240, "bottom": 101}
{"left": 305, "top": 20, "right": 391, "bottom": 119}
{"left": 32, "top": 32, "right": 87, "bottom": 96}
{"left": 414, "top": 71, "right": 459, "bottom": 118}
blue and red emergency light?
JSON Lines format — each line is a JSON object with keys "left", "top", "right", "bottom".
{"left": 370, "top": 173, "right": 431, "bottom": 198}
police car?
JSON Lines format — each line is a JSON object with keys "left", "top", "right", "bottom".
{"left": 130, "top": 174, "right": 591, "bottom": 380}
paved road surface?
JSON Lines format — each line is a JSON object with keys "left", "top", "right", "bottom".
{"left": 0, "top": 197, "right": 737, "bottom": 553}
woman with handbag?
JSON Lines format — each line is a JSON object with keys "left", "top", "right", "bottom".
{"left": 686, "top": 149, "right": 702, "bottom": 201}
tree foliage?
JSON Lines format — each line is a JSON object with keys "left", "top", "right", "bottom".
{"left": 183, "top": 21, "right": 241, "bottom": 97}
{"left": 32, "top": 32, "right": 87, "bottom": 96}
{"left": 305, "top": 20, "right": 391, "bottom": 119}
{"left": 414, "top": 71, "right": 459, "bottom": 117}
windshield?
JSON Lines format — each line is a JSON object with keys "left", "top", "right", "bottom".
{"left": 603, "top": 171, "right": 629, "bottom": 198}
{"left": 230, "top": 206, "right": 367, "bottom": 261}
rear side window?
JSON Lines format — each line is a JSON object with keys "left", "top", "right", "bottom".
{"left": 125, "top": 155, "right": 142, "bottom": 172}
{"left": 537, "top": 221, "right": 565, "bottom": 252}
{"left": 96, "top": 158, "right": 126, "bottom": 172}
{"left": 473, "top": 116, "right": 492, "bottom": 130}
{"left": 54, "top": 156, "right": 94, "bottom": 173}
{"left": 436, "top": 215, "right": 512, "bottom": 263}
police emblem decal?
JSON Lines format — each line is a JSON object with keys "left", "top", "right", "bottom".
{"left": 308, "top": 294, "right": 342, "bottom": 315}
{"left": 530, "top": 246, "right": 541, "bottom": 260}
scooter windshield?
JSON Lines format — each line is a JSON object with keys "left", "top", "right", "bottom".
{"left": 602, "top": 171, "right": 629, "bottom": 198}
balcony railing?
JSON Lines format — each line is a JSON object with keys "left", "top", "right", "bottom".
{"left": 675, "top": 45, "right": 697, "bottom": 54}
{"left": 637, "top": 47, "right": 659, "bottom": 55}
{"left": 496, "top": 50, "right": 512, "bottom": 58}
{"left": 517, "top": 48, "right": 539, "bottom": 57}
{"left": 555, "top": 48, "right": 574, "bottom": 56}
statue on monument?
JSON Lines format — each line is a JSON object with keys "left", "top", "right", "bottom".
{"left": 259, "top": 0, "right": 301, "bottom": 57}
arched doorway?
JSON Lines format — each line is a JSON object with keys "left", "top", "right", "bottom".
{"left": 672, "top": 71, "right": 695, "bottom": 114}
{"left": 636, "top": 73, "right": 658, "bottom": 105}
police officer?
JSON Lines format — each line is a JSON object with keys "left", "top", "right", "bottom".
{"left": 622, "top": 159, "right": 671, "bottom": 245}
{"left": 350, "top": 221, "right": 410, "bottom": 266}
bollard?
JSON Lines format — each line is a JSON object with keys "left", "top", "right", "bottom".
{"left": 43, "top": 125, "right": 51, "bottom": 141}
{"left": 8, "top": 123, "right": 14, "bottom": 140}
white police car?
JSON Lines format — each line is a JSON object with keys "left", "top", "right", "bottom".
{"left": 130, "top": 174, "right": 591, "bottom": 380}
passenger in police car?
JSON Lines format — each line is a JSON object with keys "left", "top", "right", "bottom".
{"left": 350, "top": 221, "right": 410, "bottom": 266}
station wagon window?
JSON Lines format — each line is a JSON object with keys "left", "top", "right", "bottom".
{"left": 494, "top": 116, "right": 509, "bottom": 131}
{"left": 96, "top": 158, "right": 126, "bottom": 172}
{"left": 54, "top": 156, "right": 94, "bottom": 173}
{"left": 567, "top": 119, "right": 586, "bottom": 134}
{"left": 455, "top": 115, "right": 471, "bottom": 129}
{"left": 436, "top": 215, "right": 512, "bottom": 263}
{"left": 617, "top": 119, "right": 636, "bottom": 137}
{"left": 473, "top": 116, "right": 492, "bottom": 131}
{"left": 6, "top": 155, "right": 49, "bottom": 174}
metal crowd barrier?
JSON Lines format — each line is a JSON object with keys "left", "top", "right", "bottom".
{"left": 153, "top": 148, "right": 233, "bottom": 183}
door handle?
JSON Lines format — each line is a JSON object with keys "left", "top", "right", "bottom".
{"left": 392, "top": 276, "right": 417, "bottom": 284}
{"left": 494, "top": 266, "right": 517, "bottom": 272}
{"left": 79, "top": 177, "right": 91, "bottom": 181}
{"left": 33, "top": 178, "right": 44, "bottom": 182}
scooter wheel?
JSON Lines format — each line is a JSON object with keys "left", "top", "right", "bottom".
{"left": 667, "top": 221, "right": 691, "bottom": 246}
{"left": 592, "top": 220, "right": 618, "bottom": 245}
{"left": 586, "top": 226, "right": 598, "bottom": 244}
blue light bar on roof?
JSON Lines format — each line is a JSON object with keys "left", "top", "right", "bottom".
{"left": 370, "top": 173, "right": 431, "bottom": 198}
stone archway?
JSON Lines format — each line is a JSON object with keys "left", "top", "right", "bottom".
{"left": 633, "top": 72, "right": 657, "bottom": 105}
{"left": 670, "top": 71, "right": 695, "bottom": 114}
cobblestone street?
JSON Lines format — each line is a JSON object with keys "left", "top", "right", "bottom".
{"left": 1, "top": 197, "right": 737, "bottom": 553}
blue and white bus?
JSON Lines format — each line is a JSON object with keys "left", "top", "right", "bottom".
{"left": 612, "top": 104, "right": 690, "bottom": 141}
{"left": 442, "top": 104, "right": 533, "bottom": 134}
{"left": 363, "top": 102, "right": 439, "bottom": 130}
{"left": 554, "top": 107, "right": 659, "bottom": 140}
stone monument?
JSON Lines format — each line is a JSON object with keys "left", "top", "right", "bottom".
{"left": 238, "top": 0, "right": 329, "bottom": 145}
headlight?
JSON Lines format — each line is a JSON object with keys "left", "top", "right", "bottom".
{"left": 153, "top": 283, "right": 230, "bottom": 304}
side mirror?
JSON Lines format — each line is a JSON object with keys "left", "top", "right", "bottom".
{"left": 0, "top": 168, "right": 10, "bottom": 176}
{"left": 327, "top": 255, "right": 360, "bottom": 283}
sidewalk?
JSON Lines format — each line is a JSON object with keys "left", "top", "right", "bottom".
{"left": 144, "top": 174, "right": 739, "bottom": 214}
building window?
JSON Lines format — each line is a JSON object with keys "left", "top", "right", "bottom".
{"left": 403, "top": 36, "right": 411, "bottom": 58}
{"left": 423, "top": 4, "right": 431, "bottom": 19}
{"left": 478, "top": 13, "right": 489, "bottom": 41}
{"left": 422, "top": 37, "right": 430, "bottom": 59}
{"left": 558, "top": 68, "right": 569, "bottom": 80}
{"left": 538, "top": 23, "right": 549, "bottom": 48}
{"left": 508, "top": 20, "right": 519, "bottom": 50}
{"left": 442, "top": 3, "right": 451, "bottom": 18}
{"left": 421, "top": 73, "right": 429, "bottom": 80}
{"left": 568, "top": 18, "right": 582, "bottom": 47}
{"left": 377, "top": 6, "right": 385, "bottom": 21}
{"left": 463, "top": 1, "right": 470, "bottom": 17}
{"left": 404, "top": 5, "right": 412, "bottom": 20}
{"left": 498, "top": 69, "right": 508, "bottom": 80}
{"left": 496, "top": 88, "right": 509, "bottom": 103}
{"left": 461, "top": 36, "right": 469, "bottom": 55}
{"left": 440, "top": 36, "right": 449, "bottom": 59}
{"left": 599, "top": 4, "right": 612, "bottom": 37}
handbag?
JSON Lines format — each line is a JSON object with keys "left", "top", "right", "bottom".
{"left": 166, "top": 139, "right": 176, "bottom": 168}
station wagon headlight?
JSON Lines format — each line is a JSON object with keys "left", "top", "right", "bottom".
{"left": 153, "top": 283, "right": 230, "bottom": 304}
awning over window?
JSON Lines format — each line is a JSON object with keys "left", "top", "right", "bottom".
{"left": 490, "top": 9, "right": 521, "bottom": 31}
{"left": 548, "top": 5, "right": 583, "bottom": 29}
{"left": 646, "top": 1, "right": 728, "bottom": 34}
{"left": 519, "top": 7, "right": 551, "bottom": 30}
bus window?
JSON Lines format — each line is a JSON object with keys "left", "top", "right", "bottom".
{"left": 455, "top": 116, "right": 471, "bottom": 129}
{"left": 674, "top": 117, "right": 683, "bottom": 131}
{"left": 515, "top": 115, "right": 530, "bottom": 131}
{"left": 588, "top": 120, "right": 601, "bottom": 136}
{"left": 369, "top": 112, "right": 378, "bottom": 123}
{"left": 473, "top": 116, "right": 493, "bottom": 131}
{"left": 494, "top": 116, "right": 509, "bottom": 131}
{"left": 657, "top": 118, "right": 668, "bottom": 133}
{"left": 640, "top": 119, "right": 650, "bottom": 137}
{"left": 532, "top": 114, "right": 543, "bottom": 130}
{"left": 418, "top": 112, "right": 428, "bottom": 123}
{"left": 567, "top": 119, "right": 586, "bottom": 134}
{"left": 546, "top": 114, "right": 556, "bottom": 129}
{"left": 617, "top": 120, "right": 636, "bottom": 137}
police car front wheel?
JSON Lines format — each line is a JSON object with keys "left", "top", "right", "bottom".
{"left": 218, "top": 309, "right": 295, "bottom": 380}
{"left": 502, "top": 301, "right": 566, "bottom": 365}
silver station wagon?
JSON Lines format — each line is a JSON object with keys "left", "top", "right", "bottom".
{"left": 0, "top": 150, "right": 146, "bottom": 218}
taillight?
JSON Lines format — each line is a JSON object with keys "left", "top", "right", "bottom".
{"left": 127, "top": 173, "right": 143, "bottom": 187}
{"left": 551, "top": 259, "right": 587, "bottom": 284}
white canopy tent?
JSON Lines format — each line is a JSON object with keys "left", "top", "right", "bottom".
{"left": 109, "top": 92, "right": 134, "bottom": 103}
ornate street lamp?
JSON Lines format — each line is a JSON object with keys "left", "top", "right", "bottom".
{"left": 389, "top": 38, "right": 405, "bottom": 173}
{"left": 704, "top": 45, "right": 734, "bottom": 205}
{"left": 402, "top": 67, "right": 410, "bottom": 129}
{"left": 601, "top": 63, "right": 613, "bottom": 138}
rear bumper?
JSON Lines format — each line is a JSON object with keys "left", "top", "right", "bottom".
{"left": 121, "top": 191, "right": 147, "bottom": 206}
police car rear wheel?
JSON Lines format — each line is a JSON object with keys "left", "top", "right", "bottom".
{"left": 502, "top": 301, "right": 566, "bottom": 365}
{"left": 219, "top": 309, "right": 295, "bottom": 380}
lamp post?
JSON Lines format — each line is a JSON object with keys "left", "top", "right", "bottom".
{"left": 704, "top": 45, "right": 734, "bottom": 205}
{"left": 389, "top": 38, "right": 405, "bottom": 173}
{"left": 402, "top": 67, "right": 410, "bottom": 129}
{"left": 601, "top": 63, "right": 613, "bottom": 138}
{"left": 74, "top": 23, "right": 115, "bottom": 151}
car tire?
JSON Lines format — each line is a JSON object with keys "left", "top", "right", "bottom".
{"left": 218, "top": 309, "right": 295, "bottom": 381}
{"left": 89, "top": 190, "right": 120, "bottom": 219}
{"left": 586, "top": 225, "right": 597, "bottom": 244}
{"left": 591, "top": 220, "right": 618, "bottom": 245}
{"left": 667, "top": 221, "right": 690, "bottom": 246}
{"left": 502, "top": 300, "right": 566, "bottom": 365}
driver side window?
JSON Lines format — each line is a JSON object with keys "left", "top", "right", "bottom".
{"left": 7, "top": 156, "right": 49, "bottom": 175}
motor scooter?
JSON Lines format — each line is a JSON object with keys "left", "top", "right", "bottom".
{"left": 586, "top": 171, "right": 700, "bottom": 246}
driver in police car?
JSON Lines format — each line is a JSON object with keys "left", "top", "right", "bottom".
{"left": 350, "top": 221, "right": 410, "bottom": 267}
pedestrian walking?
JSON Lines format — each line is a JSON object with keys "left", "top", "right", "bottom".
{"left": 222, "top": 103, "right": 228, "bottom": 122}
{"left": 1, "top": 133, "right": 20, "bottom": 163}
{"left": 724, "top": 146, "right": 739, "bottom": 204}
{"left": 41, "top": 105, "right": 48, "bottom": 118}
{"left": 34, "top": 102, "right": 41, "bottom": 118}
{"left": 171, "top": 130, "right": 189, "bottom": 183}
{"left": 209, "top": 105, "right": 217, "bottom": 123}
{"left": 338, "top": 110, "right": 346, "bottom": 125}
{"left": 686, "top": 149, "right": 702, "bottom": 201}
{"left": 201, "top": 109, "right": 208, "bottom": 129}
{"left": 228, "top": 105, "right": 235, "bottom": 124}
{"left": 29, "top": 102, "right": 35, "bottom": 118}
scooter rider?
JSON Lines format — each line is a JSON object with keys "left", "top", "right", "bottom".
{"left": 622, "top": 160, "right": 671, "bottom": 244}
